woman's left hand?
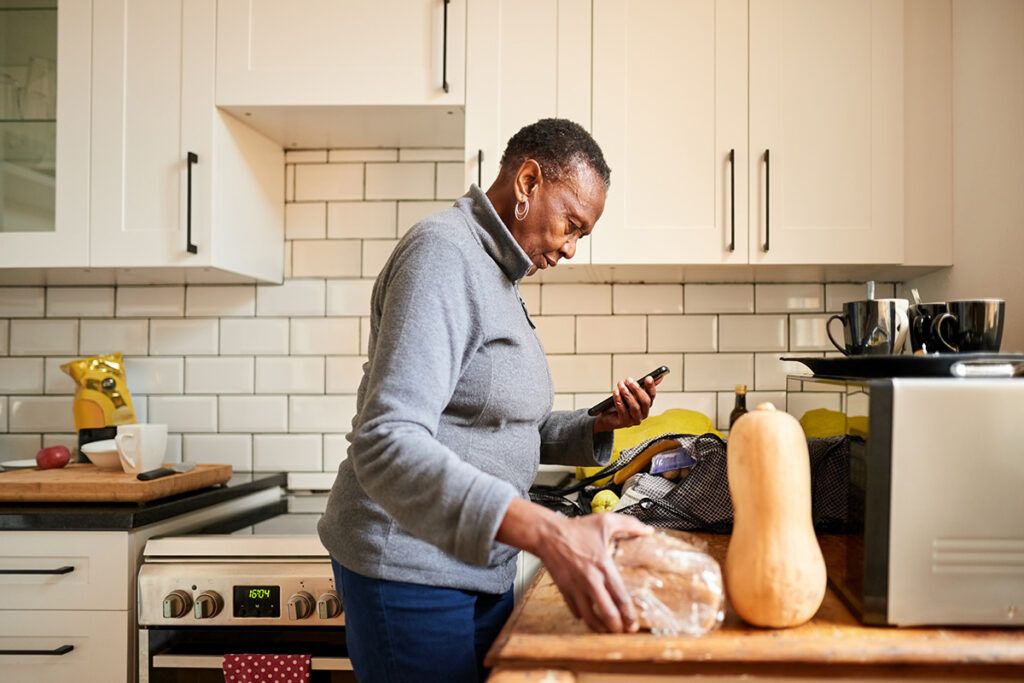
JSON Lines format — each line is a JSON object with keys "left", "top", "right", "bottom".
{"left": 593, "top": 375, "right": 661, "bottom": 433}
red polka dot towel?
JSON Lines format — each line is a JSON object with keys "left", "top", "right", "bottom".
{"left": 222, "top": 654, "right": 311, "bottom": 682}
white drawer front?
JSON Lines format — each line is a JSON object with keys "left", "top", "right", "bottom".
{"left": 0, "top": 609, "right": 128, "bottom": 683}
{"left": 0, "top": 531, "right": 128, "bottom": 610}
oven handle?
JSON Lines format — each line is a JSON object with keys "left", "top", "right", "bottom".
{"left": 152, "top": 654, "right": 353, "bottom": 671}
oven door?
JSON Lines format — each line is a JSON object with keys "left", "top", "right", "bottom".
{"left": 141, "top": 626, "right": 354, "bottom": 683}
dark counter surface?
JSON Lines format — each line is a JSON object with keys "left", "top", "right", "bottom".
{"left": 0, "top": 472, "right": 287, "bottom": 531}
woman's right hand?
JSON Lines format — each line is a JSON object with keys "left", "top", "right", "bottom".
{"left": 532, "top": 512, "right": 653, "bottom": 633}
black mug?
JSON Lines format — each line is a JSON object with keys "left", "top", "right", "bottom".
{"left": 908, "top": 302, "right": 949, "bottom": 354}
{"left": 827, "top": 300, "right": 909, "bottom": 356}
{"left": 933, "top": 299, "right": 1005, "bottom": 352}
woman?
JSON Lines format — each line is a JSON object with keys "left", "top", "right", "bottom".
{"left": 318, "top": 119, "right": 660, "bottom": 682}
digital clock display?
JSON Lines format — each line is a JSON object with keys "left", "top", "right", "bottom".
{"left": 233, "top": 585, "right": 280, "bottom": 618}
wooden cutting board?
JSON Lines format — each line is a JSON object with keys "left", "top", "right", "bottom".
{"left": 0, "top": 463, "right": 233, "bottom": 503}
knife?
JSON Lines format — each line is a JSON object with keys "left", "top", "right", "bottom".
{"left": 137, "top": 463, "right": 196, "bottom": 481}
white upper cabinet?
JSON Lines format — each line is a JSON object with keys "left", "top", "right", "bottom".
{"left": 749, "top": 0, "right": 904, "bottom": 264}
{"left": 464, "top": 0, "right": 592, "bottom": 262}
{"left": 590, "top": 0, "right": 748, "bottom": 265}
{"left": 0, "top": 0, "right": 91, "bottom": 268}
{"left": 216, "top": 0, "right": 466, "bottom": 107}
{"left": 90, "top": 0, "right": 283, "bottom": 282}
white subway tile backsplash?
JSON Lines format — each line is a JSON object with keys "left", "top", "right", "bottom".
{"left": 754, "top": 353, "right": 816, "bottom": 391}
{"left": 684, "top": 354, "right": 754, "bottom": 391}
{"left": 397, "top": 201, "right": 451, "bottom": 236}
{"left": 11, "top": 320, "right": 78, "bottom": 356}
{"left": 0, "top": 320, "right": 7, "bottom": 355}
{"left": 294, "top": 163, "right": 363, "bottom": 201}
{"left": 126, "top": 357, "right": 185, "bottom": 395}
{"left": 0, "top": 288, "right": 44, "bottom": 317}
{"left": 43, "top": 357, "right": 75, "bottom": 394}
{"left": 611, "top": 355, "right": 683, "bottom": 392}
{"left": 0, "top": 358, "right": 44, "bottom": 394}
{"left": 542, "top": 284, "right": 612, "bottom": 315}
{"left": 361, "top": 240, "right": 398, "bottom": 278}
{"left": 254, "top": 434, "right": 322, "bottom": 472}
{"left": 547, "top": 355, "right": 611, "bottom": 393}
{"left": 552, "top": 394, "right": 574, "bottom": 411}
{"left": 220, "top": 396, "right": 288, "bottom": 433}
{"left": 150, "top": 319, "right": 218, "bottom": 355}
{"left": 716, "top": 391, "right": 787, "bottom": 431}
{"left": 164, "top": 433, "right": 183, "bottom": 463}
{"left": 289, "top": 396, "right": 356, "bottom": 433}
{"left": 329, "top": 149, "right": 397, "bottom": 162}
{"left": 42, "top": 433, "right": 77, "bottom": 456}
{"left": 533, "top": 316, "right": 575, "bottom": 353}
{"left": 285, "top": 149, "right": 327, "bottom": 163}
{"left": 47, "top": 287, "right": 114, "bottom": 317}
{"left": 292, "top": 240, "right": 362, "bottom": 278}
{"left": 221, "top": 318, "right": 290, "bottom": 355}
{"left": 290, "top": 318, "right": 360, "bottom": 355}
{"left": 647, "top": 315, "right": 717, "bottom": 352}
{"left": 0, "top": 434, "right": 41, "bottom": 460}
{"left": 323, "top": 433, "right": 349, "bottom": 470}
{"left": 286, "top": 473, "right": 337, "bottom": 491}
{"left": 186, "top": 286, "right": 256, "bottom": 317}
{"left": 285, "top": 165, "right": 294, "bottom": 202}
{"left": 642, "top": 392, "right": 718, "bottom": 421}
{"left": 365, "top": 163, "right": 434, "bottom": 200}
{"left": 435, "top": 162, "right": 465, "bottom": 200}
{"left": 576, "top": 316, "right": 646, "bottom": 353}
{"left": 133, "top": 396, "right": 148, "bottom": 423}
{"left": 685, "top": 284, "right": 754, "bottom": 314}
{"left": 79, "top": 319, "right": 146, "bottom": 355}
{"left": 719, "top": 315, "right": 787, "bottom": 352}
{"left": 612, "top": 285, "right": 683, "bottom": 314}
{"left": 183, "top": 434, "right": 252, "bottom": 471}
{"left": 325, "top": 356, "right": 366, "bottom": 394}
{"left": 117, "top": 286, "right": 184, "bottom": 317}
{"left": 359, "top": 318, "right": 370, "bottom": 355}
{"left": 328, "top": 201, "right": 397, "bottom": 239}
{"left": 326, "top": 280, "right": 374, "bottom": 317}
{"left": 257, "top": 280, "right": 326, "bottom": 316}
{"left": 149, "top": 396, "right": 217, "bottom": 432}
{"left": 256, "top": 357, "right": 325, "bottom": 394}
{"left": 285, "top": 203, "right": 327, "bottom": 239}
{"left": 824, "top": 283, "right": 896, "bottom": 311}
{"left": 9, "top": 396, "right": 74, "bottom": 432}
{"left": 185, "top": 357, "right": 253, "bottom": 394}
{"left": 399, "top": 148, "right": 463, "bottom": 162}
{"left": 1, "top": 397, "right": 9, "bottom": 431}
{"left": 755, "top": 284, "right": 823, "bottom": 313}
{"left": 789, "top": 314, "right": 835, "bottom": 352}
{"left": 518, "top": 284, "right": 540, "bottom": 312}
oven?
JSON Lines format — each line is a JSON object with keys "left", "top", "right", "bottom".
{"left": 139, "top": 530, "right": 354, "bottom": 682}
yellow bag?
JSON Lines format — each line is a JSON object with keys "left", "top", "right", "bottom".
{"left": 60, "top": 353, "right": 137, "bottom": 430}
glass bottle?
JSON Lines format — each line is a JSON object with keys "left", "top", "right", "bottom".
{"left": 729, "top": 384, "right": 748, "bottom": 428}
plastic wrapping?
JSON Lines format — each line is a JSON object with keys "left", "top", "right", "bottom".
{"left": 613, "top": 531, "right": 725, "bottom": 636}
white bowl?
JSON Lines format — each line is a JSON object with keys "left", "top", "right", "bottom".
{"left": 81, "top": 439, "right": 122, "bottom": 471}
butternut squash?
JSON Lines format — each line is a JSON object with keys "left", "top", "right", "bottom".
{"left": 724, "top": 402, "right": 826, "bottom": 628}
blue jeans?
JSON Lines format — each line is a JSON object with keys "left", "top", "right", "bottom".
{"left": 332, "top": 559, "right": 515, "bottom": 683}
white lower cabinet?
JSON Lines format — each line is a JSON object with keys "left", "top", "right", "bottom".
{"left": 514, "top": 551, "right": 543, "bottom": 603}
{"left": 0, "top": 610, "right": 128, "bottom": 682}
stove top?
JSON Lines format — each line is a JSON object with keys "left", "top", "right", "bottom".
{"left": 144, "top": 534, "right": 328, "bottom": 560}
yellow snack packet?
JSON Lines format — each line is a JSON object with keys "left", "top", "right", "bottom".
{"left": 60, "top": 353, "right": 137, "bottom": 430}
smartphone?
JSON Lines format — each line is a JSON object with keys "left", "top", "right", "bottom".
{"left": 587, "top": 366, "right": 670, "bottom": 416}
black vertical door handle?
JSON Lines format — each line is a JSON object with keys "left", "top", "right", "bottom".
{"left": 477, "top": 149, "right": 483, "bottom": 187}
{"left": 442, "top": 0, "right": 450, "bottom": 93}
{"left": 728, "top": 149, "right": 735, "bottom": 252}
{"left": 763, "top": 149, "right": 770, "bottom": 252}
{"left": 186, "top": 152, "right": 198, "bottom": 254}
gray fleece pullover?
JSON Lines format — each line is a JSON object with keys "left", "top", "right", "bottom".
{"left": 317, "top": 185, "right": 613, "bottom": 594}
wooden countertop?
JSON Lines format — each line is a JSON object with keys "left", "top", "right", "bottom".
{"left": 486, "top": 534, "right": 1024, "bottom": 680}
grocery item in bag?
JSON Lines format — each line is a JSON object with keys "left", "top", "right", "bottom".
{"left": 60, "top": 353, "right": 137, "bottom": 430}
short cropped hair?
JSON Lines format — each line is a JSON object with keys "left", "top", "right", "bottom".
{"left": 500, "top": 118, "right": 611, "bottom": 188}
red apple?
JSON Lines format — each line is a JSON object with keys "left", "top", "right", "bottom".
{"left": 36, "top": 445, "right": 72, "bottom": 470}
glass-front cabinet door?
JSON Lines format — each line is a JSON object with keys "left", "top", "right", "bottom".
{"left": 0, "top": 0, "right": 90, "bottom": 267}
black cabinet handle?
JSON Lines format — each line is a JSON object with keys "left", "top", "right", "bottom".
{"left": 0, "top": 645, "right": 74, "bottom": 656}
{"left": 441, "top": 0, "right": 450, "bottom": 93}
{"left": 186, "top": 151, "right": 198, "bottom": 254}
{"left": 0, "top": 565, "right": 74, "bottom": 575}
{"left": 477, "top": 149, "right": 483, "bottom": 187}
{"left": 728, "top": 149, "right": 735, "bottom": 252}
{"left": 763, "top": 148, "right": 770, "bottom": 252}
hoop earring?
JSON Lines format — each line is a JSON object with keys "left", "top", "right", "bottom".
{"left": 515, "top": 198, "right": 530, "bottom": 221}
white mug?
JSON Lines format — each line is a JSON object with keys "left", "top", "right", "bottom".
{"left": 116, "top": 423, "right": 168, "bottom": 474}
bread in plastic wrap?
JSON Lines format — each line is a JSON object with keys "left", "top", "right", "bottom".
{"left": 613, "top": 531, "right": 725, "bottom": 636}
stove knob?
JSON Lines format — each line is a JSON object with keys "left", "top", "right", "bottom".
{"left": 193, "top": 591, "right": 224, "bottom": 619}
{"left": 163, "top": 590, "right": 193, "bottom": 619}
{"left": 317, "top": 591, "right": 341, "bottom": 619}
{"left": 287, "top": 591, "right": 315, "bottom": 620}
